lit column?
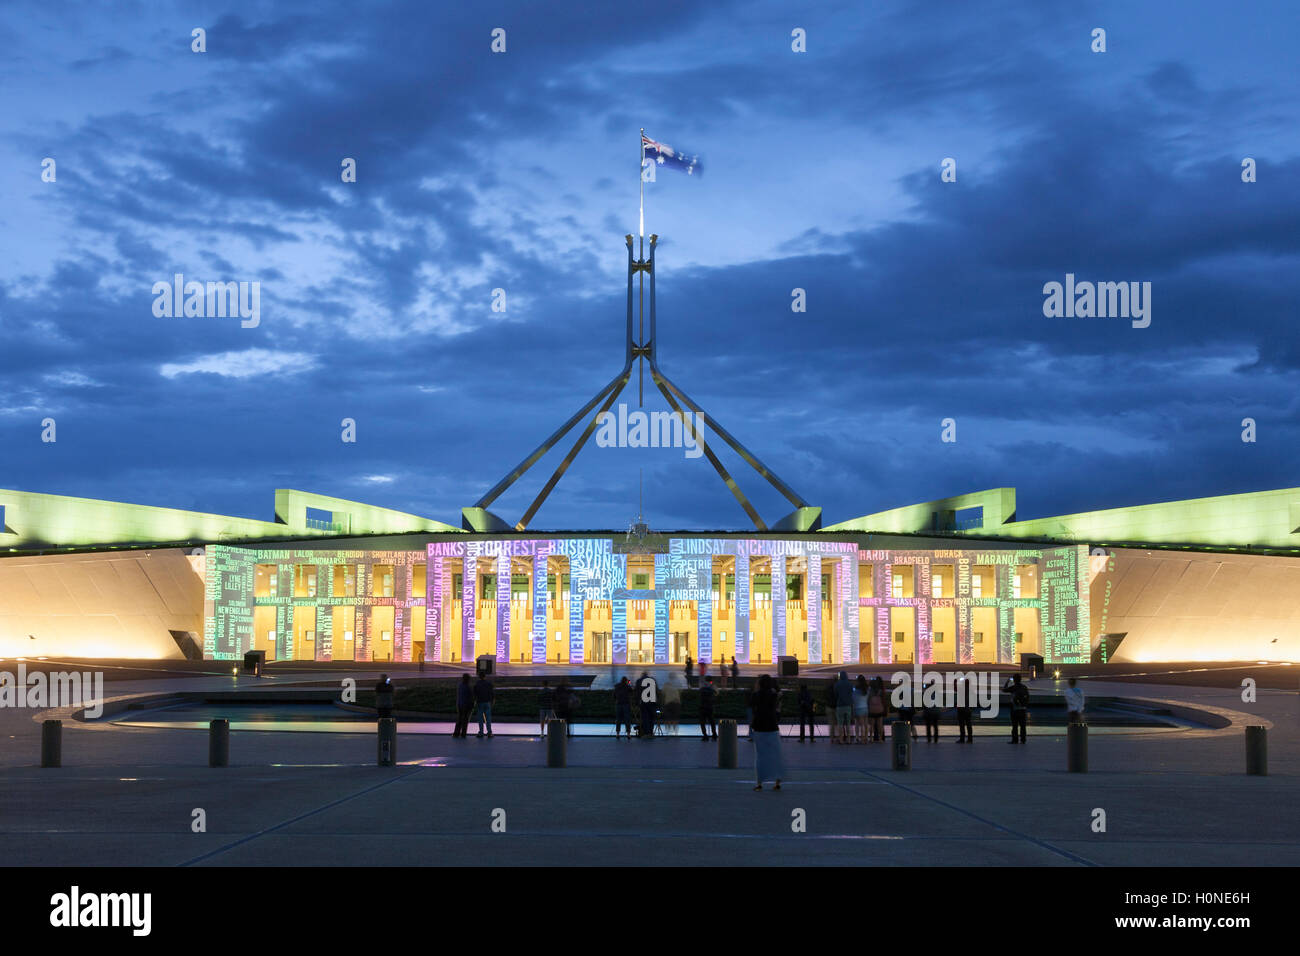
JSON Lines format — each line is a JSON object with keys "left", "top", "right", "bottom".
{"left": 429, "top": 554, "right": 442, "bottom": 662}
{"left": 496, "top": 552, "right": 511, "bottom": 662}
{"left": 806, "top": 553, "right": 821, "bottom": 664}
{"left": 996, "top": 562, "right": 1014, "bottom": 663}
{"left": 771, "top": 554, "right": 786, "bottom": 660}
{"left": 698, "top": 554, "right": 712, "bottom": 664}
{"left": 734, "top": 551, "right": 750, "bottom": 664}
{"left": 567, "top": 557, "right": 583, "bottom": 665}
{"left": 531, "top": 546, "right": 549, "bottom": 663}
{"left": 840, "top": 553, "right": 858, "bottom": 665}
{"left": 461, "top": 554, "right": 476, "bottom": 663}
{"left": 875, "top": 561, "right": 891, "bottom": 664}
{"left": 612, "top": 553, "right": 627, "bottom": 665}
{"left": 654, "top": 553, "right": 668, "bottom": 664}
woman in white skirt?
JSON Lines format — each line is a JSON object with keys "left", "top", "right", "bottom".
{"left": 751, "top": 673, "right": 785, "bottom": 791}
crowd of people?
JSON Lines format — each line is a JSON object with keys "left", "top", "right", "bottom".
{"left": 379, "top": 669, "right": 1083, "bottom": 753}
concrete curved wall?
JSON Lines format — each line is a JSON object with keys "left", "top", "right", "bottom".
{"left": 1091, "top": 548, "right": 1300, "bottom": 663}
{"left": 0, "top": 549, "right": 203, "bottom": 659}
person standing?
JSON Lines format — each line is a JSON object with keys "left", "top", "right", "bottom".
{"left": 751, "top": 674, "right": 785, "bottom": 791}
{"left": 374, "top": 673, "right": 395, "bottom": 719}
{"left": 833, "top": 671, "right": 854, "bottom": 744}
{"left": 867, "top": 675, "right": 887, "bottom": 741}
{"left": 663, "top": 676, "right": 682, "bottom": 734}
{"left": 699, "top": 677, "right": 718, "bottom": 739}
{"left": 1004, "top": 673, "right": 1029, "bottom": 743}
{"left": 684, "top": 654, "right": 693, "bottom": 682}
{"left": 636, "top": 671, "right": 657, "bottom": 738}
{"left": 554, "top": 680, "right": 571, "bottom": 733}
{"left": 538, "top": 679, "right": 557, "bottom": 735}
{"left": 473, "top": 672, "right": 494, "bottom": 737}
{"left": 797, "top": 683, "right": 816, "bottom": 741}
{"left": 825, "top": 679, "right": 839, "bottom": 743}
{"left": 614, "top": 676, "right": 633, "bottom": 738}
{"left": 453, "top": 673, "right": 473, "bottom": 738}
{"left": 730, "top": 656, "right": 739, "bottom": 689}
{"left": 923, "top": 693, "right": 941, "bottom": 742}
{"left": 853, "top": 675, "right": 870, "bottom": 743}
{"left": 1064, "top": 677, "right": 1086, "bottom": 724}
{"left": 954, "top": 677, "right": 974, "bottom": 743}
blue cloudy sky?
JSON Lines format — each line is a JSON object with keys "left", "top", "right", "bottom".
{"left": 1, "top": 0, "right": 1297, "bottom": 532}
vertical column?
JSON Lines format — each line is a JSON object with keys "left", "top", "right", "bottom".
{"left": 356, "top": 605, "right": 371, "bottom": 662}
{"left": 771, "top": 555, "right": 787, "bottom": 660}
{"left": 957, "top": 556, "right": 973, "bottom": 664}
{"left": 996, "top": 562, "right": 1015, "bottom": 663}
{"left": 654, "top": 553, "right": 669, "bottom": 664}
{"left": 461, "top": 555, "right": 476, "bottom": 663}
{"left": 702, "top": 554, "right": 712, "bottom": 665}
{"left": 277, "top": 603, "right": 291, "bottom": 662}
{"left": 612, "top": 553, "right": 627, "bottom": 665}
{"left": 875, "top": 562, "right": 891, "bottom": 665}
{"left": 916, "top": 603, "right": 932, "bottom": 664}
{"left": 841, "top": 553, "right": 859, "bottom": 665}
{"left": 806, "top": 553, "right": 821, "bottom": 664}
{"left": 531, "top": 547, "right": 548, "bottom": 664}
{"left": 427, "top": 553, "right": 442, "bottom": 661}
{"left": 495, "top": 552, "right": 510, "bottom": 661}
{"left": 612, "top": 599, "right": 627, "bottom": 665}
{"left": 567, "top": 561, "right": 584, "bottom": 665}
{"left": 734, "top": 551, "right": 750, "bottom": 664}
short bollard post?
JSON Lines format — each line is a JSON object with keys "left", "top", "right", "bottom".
{"left": 1245, "top": 725, "right": 1267, "bottom": 776}
{"left": 208, "top": 718, "right": 230, "bottom": 768}
{"left": 546, "top": 719, "right": 567, "bottom": 767}
{"left": 377, "top": 717, "right": 397, "bottom": 767}
{"left": 1067, "top": 721, "right": 1088, "bottom": 773}
{"left": 891, "top": 721, "right": 911, "bottom": 770}
{"left": 718, "top": 719, "right": 738, "bottom": 769}
{"left": 41, "top": 719, "right": 62, "bottom": 768}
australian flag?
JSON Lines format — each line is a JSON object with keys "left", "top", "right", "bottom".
{"left": 642, "top": 134, "right": 702, "bottom": 176}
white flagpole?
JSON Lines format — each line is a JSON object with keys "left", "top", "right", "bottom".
{"left": 638, "top": 127, "right": 645, "bottom": 243}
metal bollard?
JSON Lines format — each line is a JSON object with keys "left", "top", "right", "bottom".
{"left": 209, "top": 719, "right": 230, "bottom": 767}
{"left": 718, "top": 719, "right": 738, "bottom": 769}
{"left": 377, "top": 717, "right": 397, "bottom": 767}
{"left": 1067, "top": 721, "right": 1088, "bottom": 772}
{"left": 41, "top": 719, "right": 62, "bottom": 768}
{"left": 1245, "top": 725, "right": 1267, "bottom": 776}
{"left": 891, "top": 720, "right": 911, "bottom": 770}
{"left": 547, "top": 719, "right": 567, "bottom": 767}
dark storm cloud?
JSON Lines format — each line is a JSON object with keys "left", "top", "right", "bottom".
{"left": 0, "top": 0, "right": 1296, "bottom": 531}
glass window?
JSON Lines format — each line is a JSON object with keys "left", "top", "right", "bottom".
{"left": 294, "top": 564, "right": 318, "bottom": 598}
{"left": 333, "top": 564, "right": 357, "bottom": 597}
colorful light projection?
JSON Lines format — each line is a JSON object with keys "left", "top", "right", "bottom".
{"left": 204, "top": 538, "right": 1084, "bottom": 666}
{"left": 204, "top": 546, "right": 427, "bottom": 661}
{"left": 858, "top": 545, "right": 1088, "bottom": 665}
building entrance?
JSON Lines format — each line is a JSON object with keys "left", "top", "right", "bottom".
{"left": 628, "top": 630, "right": 654, "bottom": 664}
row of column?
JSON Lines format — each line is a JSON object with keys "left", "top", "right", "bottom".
{"left": 425, "top": 551, "right": 855, "bottom": 665}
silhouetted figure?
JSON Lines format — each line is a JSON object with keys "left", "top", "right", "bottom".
{"left": 699, "top": 677, "right": 718, "bottom": 739}
{"left": 375, "top": 674, "right": 394, "bottom": 719}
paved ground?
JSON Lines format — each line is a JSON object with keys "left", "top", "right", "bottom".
{"left": 1, "top": 661, "right": 1296, "bottom": 866}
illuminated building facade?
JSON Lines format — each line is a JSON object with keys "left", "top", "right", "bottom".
{"left": 3, "top": 484, "right": 1299, "bottom": 665}
{"left": 203, "top": 535, "right": 1087, "bottom": 666}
